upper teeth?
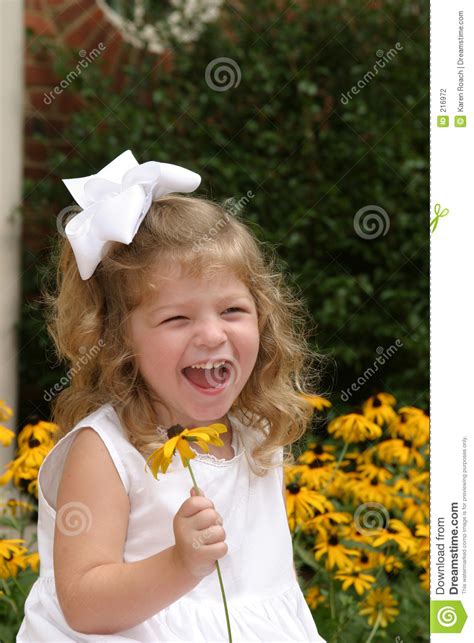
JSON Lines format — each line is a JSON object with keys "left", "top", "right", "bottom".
{"left": 190, "top": 360, "right": 227, "bottom": 369}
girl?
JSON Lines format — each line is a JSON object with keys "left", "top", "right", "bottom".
{"left": 17, "top": 151, "right": 326, "bottom": 642}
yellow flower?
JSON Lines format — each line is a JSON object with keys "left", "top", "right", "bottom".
{"left": 314, "top": 529, "right": 359, "bottom": 570}
{"left": 0, "top": 400, "right": 13, "bottom": 423}
{"left": 345, "top": 476, "right": 401, "bottom": 510}
{"left": 27, "top": 479, "right": 39, "bottom": 498}
{"left": 298, "top": 442, "right": 336, "bottom": 465}
{"left": 380, "top": 554, "right": 404, "bottom": 575}
{"left": 420, "top": 568, "right": 429, "bottom": 592}
{"left": 362, "top": 394, "right": 397, "bottom": 426}
{"left": 356, "top": 463, "right": 393, "bottom": 484}
{"left": 393, "top": 468, "right": 428, "bottom": 496}
{"left": 17, "top": 421, "right": 58, "bottom": 452}
{"left": 145, "top": 423, "right": 228, "bottom": 478}
{"left": 350, "top": 549, "right": 380, "bottom": 571}
{"left": 328, "top": 414, "right": 382, "bottom": 443}
{"left": 0, "top": 425, "right": 15, "bottom": 447}
{"left": 415, "top": 524, "right": 429, "bottom": 538}
{"left": 305, "top": 586, "right": 326, "bottom": 609}
{"left": 335, "top": 565, "right": 376, "bottom": 595}
{"left": 290, "top": 461, "right": 337, "bottom": 491}
{"left": 0, "top": 539, "right": 28, "bottom": 579}
{"left": 402, "top": 499, "right": 429, "bottom": 525}
{"left": 144, "top": 422, "right": 233, "bottom": 641}
{"left": 303, "top": 511, "right": 352, "bottom": 535}
{"left": 371, "top": 518, "right": 416, "bottom": 554}
{"left": 358, "top": 587, "right": 399, "bottom": 628}
{"left": 285, "top": 478, "right": 334, "bottom": 532}
{"left": 299, "top": 394, "right": 332, "bottom": 411}
{"left": 388, "top": 408, "right": 429, "bottom": 445}
{"left": 23, "top": 551, "right": 40, "bottom": 572}
{"left": 1, "top": 499, "right": 34, "bottom": 516}
{"left": 376, "top": 438, "right": 425, "bottom": 468}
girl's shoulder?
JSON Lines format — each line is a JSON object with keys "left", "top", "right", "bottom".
{"left": 38, "top": 403, "right": 137, "bottom": 514}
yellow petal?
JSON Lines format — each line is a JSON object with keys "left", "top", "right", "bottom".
{"left": 163, "top": 434, "right": 181, "bottom": 460}
{"left": 177, "top": 440, "right": 197, "bottom": 467}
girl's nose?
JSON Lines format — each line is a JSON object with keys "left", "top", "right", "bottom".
{"left": 193, "top": 318, "right": 227, "bottom": 347}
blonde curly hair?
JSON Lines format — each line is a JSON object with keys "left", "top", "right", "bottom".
{"left": 44, "top": 195, "right": 323, "bottom": 475}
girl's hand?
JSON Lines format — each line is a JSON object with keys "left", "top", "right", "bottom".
{"left": 172, "top": 488, "right": 228, "bottom": 579}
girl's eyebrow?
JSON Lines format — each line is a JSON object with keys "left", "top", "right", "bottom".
{"left": 150, "top": 294, "right": 253, "bottom": 314}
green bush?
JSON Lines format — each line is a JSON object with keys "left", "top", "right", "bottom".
{"left": 21, "top": 0, "right": 428, "bottom": 423}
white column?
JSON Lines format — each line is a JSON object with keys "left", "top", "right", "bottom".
{"left": 0, "top": 0, "right": 24, "bottom": 473}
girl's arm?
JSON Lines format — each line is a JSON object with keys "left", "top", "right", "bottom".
{"left": 54, "top": 428, "right": 201, "bottom": 635}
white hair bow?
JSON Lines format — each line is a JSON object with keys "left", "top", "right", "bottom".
{"left": 62, "top": 150, "right": 201, "bottom": 280}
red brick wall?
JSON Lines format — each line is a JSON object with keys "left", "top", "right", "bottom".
{"left": 24, "top": 0, "right": 127, "bottom": 181}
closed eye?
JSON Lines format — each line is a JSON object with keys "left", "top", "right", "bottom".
{"left": 223, "top": 307, "right": 247, "bottom": 314}
{"left": 161, "top": 308, "right": 247, "bottom": 324}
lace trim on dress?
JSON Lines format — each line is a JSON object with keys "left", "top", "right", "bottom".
{"left": 154, "top": 415, "right": 245, "bottom": 467}
{"left": 191, "top": 423, "right": 244, "bottom": 466}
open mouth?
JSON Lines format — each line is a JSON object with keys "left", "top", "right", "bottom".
{"left": 181, "top": 361, "right": 233, "bottom": 391}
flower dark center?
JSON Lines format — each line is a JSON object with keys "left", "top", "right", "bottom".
{"left": 287, "top": 482, "right": 300, "bottom": 494}
{"left": 28, "top": 437, "right": 41, "bottom": 449}
{"left": 328, "top": 534, "right": 339, "bottom": 546}
{"left": 373, "top": 397, "right": 382, "bottom": 408}
{"left": 166, "top": 424, "right": 185, "bottom": 439}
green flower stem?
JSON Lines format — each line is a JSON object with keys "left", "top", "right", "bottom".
{"left": 329, "top": 576, "right": 336, "bottom": 620}
{"left": 2, "top": 569, "right": 27, "bottom": 599}
{"left": 365, "top": 608, "right": 383, "bottom": 643}
{"left": 187, "top": 459, "right": 232, "bottom": 643}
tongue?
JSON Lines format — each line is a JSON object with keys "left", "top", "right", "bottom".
{"left": 183, "top": 366, "right": 229, "bottom": 389}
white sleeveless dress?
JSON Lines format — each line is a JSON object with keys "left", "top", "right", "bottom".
{"left": 17, "top": 402, "right": 325, "bottom": 642}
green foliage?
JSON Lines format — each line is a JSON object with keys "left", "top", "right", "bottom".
{"left": 20, "top": 0, "right": 428, "bottom": 423}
